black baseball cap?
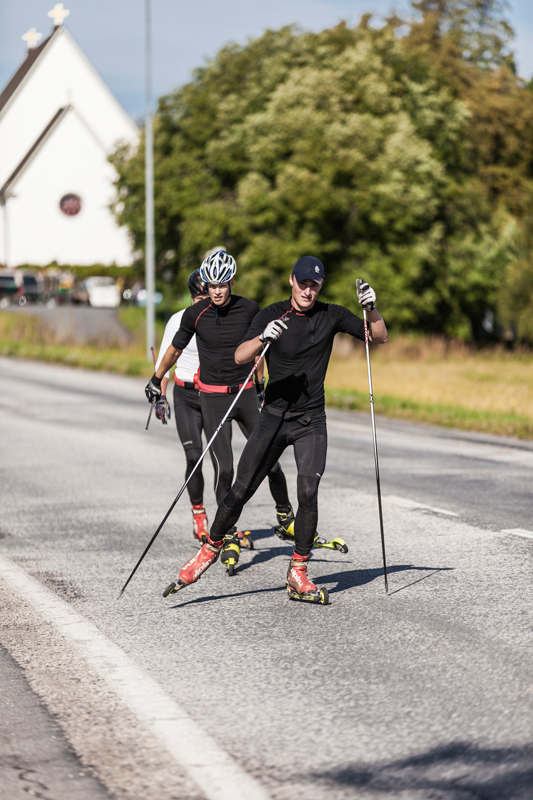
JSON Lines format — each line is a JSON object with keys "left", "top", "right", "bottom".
{"left": 291, "top": 256, "right": 325, "bottom": 285}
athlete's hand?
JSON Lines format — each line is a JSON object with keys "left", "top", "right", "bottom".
{"left": 145, "top": 374, "right": 162, "bottom": 403}
{"left": 255, "top": 379, "right": 266, "bottom": 404}
{"left": 356, "top": 279, "right": 376, "bottom": 312}
{"left": 155, "top": 396, "right": 171, "bottom": 424}
{"left": 259, "top": 318, "right": 288, "bottom": 343}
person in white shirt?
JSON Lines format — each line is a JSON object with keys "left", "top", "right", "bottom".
{"left": 154, "top": 269, "right": 212, "bottom": 542}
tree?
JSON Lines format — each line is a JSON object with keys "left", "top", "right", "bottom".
{"left": 411, "top": 0, "right": 514, "bottom": 69}
{"left": 111, "top": 11, "right": 530, "bottom": 340}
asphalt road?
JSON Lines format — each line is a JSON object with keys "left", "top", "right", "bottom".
{"left": 5, "top": 303, "right": 133, "bottom": 346}
{"left": 0, "top": 356, "right": 532, "bottom": 800}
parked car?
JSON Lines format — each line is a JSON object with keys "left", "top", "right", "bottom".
{"left": 73, "top": 276, "right": 121, "bottom": 308}
{"left": 20, "top": 272, "right": 44, "bottom": 303}
{"left": 129, "top": 282, "right": 163, "bottom": 307}
{"left": 0, "top": 269, "right": 23, "bottom": 307}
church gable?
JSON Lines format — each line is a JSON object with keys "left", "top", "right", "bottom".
{"left": 0, "top": 30, "right": 57, "bottom": 117}
{"left": 5, "top": 106, "right": 133, "bottom": 266}
{"left": 0, "top": 23, "right": 138, "bottom": 188}
{"left": 0, "top": 7, "right": 138, "bottom": 267}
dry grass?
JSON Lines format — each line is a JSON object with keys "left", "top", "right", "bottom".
{"left": 326, "top": 335, "right": 533, "bottom": 438}
{"left": 2, "top": 312, "right": 533, "bottom": 438}
{"left": 328, "top": 336, "right": 533, "bottom": 418}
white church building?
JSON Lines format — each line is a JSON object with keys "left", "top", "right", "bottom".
{"left": 0, "top": 4, "right": 139, "bottom": 267}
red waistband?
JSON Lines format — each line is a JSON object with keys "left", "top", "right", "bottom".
{"left": 174, "top": 376, "right": 197, "bottom": 389}
{"left": 198, "top": 379, "right": 254, "bottom": 395}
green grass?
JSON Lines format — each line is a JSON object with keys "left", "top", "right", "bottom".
{"left": 325, "top": 387, "right": 533, "bottom": 439}
{"left": 0, "top": 339, "right": 153, "bottom": 376}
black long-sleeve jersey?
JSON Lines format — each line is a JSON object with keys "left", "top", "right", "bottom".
{"left": 172, "top": 295, "right": 260, "bottom": 386}
{"left": 242, "top": 299, "right": 366, "bottom": 415}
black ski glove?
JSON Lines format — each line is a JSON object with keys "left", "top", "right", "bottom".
{"left": 145, "top": 374, "right": 162, "bottom": 403}
{"left": 155, "top": 396, "right": 171, "bottom": 424}
{"left": 255, "top": 378, "right": 265, "bottom": 404}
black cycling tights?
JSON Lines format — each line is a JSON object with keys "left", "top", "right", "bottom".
{"left": 173, "top": 384, "right": 207, "bottom": 506}
{"left": 200, "top": 389, "right": 290, "bottom": 509}
{"left": 210, "top": 411, "right": 327, "bottom": 557}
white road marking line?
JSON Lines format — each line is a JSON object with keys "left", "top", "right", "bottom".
{"left": 0, "top": 554, "right": 270, "bottom": 800}
{"left": 386, "top": 495, "right": 459, "bottom": 517}
{"left": 501, "top": 528, "right": 533, "bottom": 540}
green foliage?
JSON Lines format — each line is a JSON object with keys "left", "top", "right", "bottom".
{"left": 411, "top": 0, "right": 514, "bottom": 69}
{"left": 111, "top": 1, "right": 533, "bottom": 341}
{"left": 19, "top": 263, "right": 144, "bottom": 280}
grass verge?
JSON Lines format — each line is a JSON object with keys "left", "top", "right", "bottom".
{"left": 0, "top": 339, "right": 153, "bottom": 377}
{"left": 2, "top": 310, "right": 532, "bottom": 439}
{"left": 325, "top": 387, "right": 533, "bottom": 439}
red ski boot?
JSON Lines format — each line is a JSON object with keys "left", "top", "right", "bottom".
{"left": 286, "top": 553, "right": 329, "bottom": 605}
{"left": 191, "top": 504, "right": 209, "bottom": 543}
{"left": 163, "top": 536, "right": 223, "bottom": 597}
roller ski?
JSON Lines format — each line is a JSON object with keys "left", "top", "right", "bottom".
{"left": 286, "top": 553, "right": 329, "bottom": 605}
{"left": 220, "top": 527, "right": 253, "bottom": 577}
{"left": 162, "top": 537, "right": 222, "bottom": 597}
{"left": 191, "top": 504, "right": 209, "bottom": 544}
{"left": 275, "top": 506, "right": 348, "bottom": 554}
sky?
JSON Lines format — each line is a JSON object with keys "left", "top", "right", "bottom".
{"left": 1, "top": 1, "right": 532, "bottom": 122}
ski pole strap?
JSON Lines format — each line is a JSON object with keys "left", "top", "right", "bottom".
{"left": 197, "top": 379, "right": 254, "bottom": 395}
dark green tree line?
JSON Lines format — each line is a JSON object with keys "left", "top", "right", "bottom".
{"left": 111, "top": 0, "right": 533, "bottom": 341}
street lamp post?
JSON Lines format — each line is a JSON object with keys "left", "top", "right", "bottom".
{"left": 145, "top": 0, "right": 155, "bottom": 360}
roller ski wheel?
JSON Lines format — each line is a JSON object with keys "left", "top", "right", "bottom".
{"left": 162, "top": 580, "right": 187, "bottom": 597}
{"left": 286, "top": 554, "right": 330, "bottom": 606}
{"left": 191, "top": 504, "right": 209, "bottom": 544}
{"left": 235, "top": 529, "right": 253, "bottom": 550}
{"left": 313, "top": 535, "right": 349, "bottom": 554}
{"left": 274, "top": 507, "right": 348, "bottom": 554}
{"left": 287, "top": 585, "right": 329, "bottom": 605}
{"left": 221, "top": 530, "right": 241, "bottom": 576}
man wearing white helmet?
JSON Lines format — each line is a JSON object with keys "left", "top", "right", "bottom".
{"left": 161, "top": 256, "right": 388, "bottom": 604}
{"left": 146, "top": 250, "right": 293, "bottom": 573}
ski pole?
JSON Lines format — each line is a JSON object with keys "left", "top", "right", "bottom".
{"left": 145, "top": 346, "right": 157, "bottom": 430}
{"left": 357, "top": 279, "right": 388, "bottom": 594}
{"left": 118, "top": 342, "right": 270, "bottom": 598}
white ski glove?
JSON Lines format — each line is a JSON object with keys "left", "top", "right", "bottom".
{"left": 259, "top": 318, "right": 288, "bottom": 343}
{"left": 356, "top": 279, "right": 376, "bottom": 312}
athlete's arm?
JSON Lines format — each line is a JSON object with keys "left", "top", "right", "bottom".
{"left": 235, "top": 336, "right": 262, "bottom": 365}
{"left": 367, "top": 309, "right": 387, "bottom": 344}
{"left": 356, "top": 281, "right": 387, "bottom": 343}
{"left": 155, "top": 344, "right": 183, "bottom": 379}
{"left": 335, "top": 303, "right": 388, "bottom": 345}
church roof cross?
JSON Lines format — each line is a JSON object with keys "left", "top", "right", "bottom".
{"left": 22, "top": 28, "right": 43, "bottom": 50}
{"left": 48, "top": 4, "right": 70, "bottom": 27}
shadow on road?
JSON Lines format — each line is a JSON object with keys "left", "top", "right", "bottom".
{"left": 169, "top": 584, "right": 284, "bottom": 609}
{"left": 308, "top": 741, "right": 533, "bottom": 799}
{"left": 314, "top": 564, "right": 451, "bottom": 594}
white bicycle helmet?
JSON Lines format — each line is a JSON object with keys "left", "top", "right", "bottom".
{"left": 199, "top": 250, "right": 237, "bottom": 285}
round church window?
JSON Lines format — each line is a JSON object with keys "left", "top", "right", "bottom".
{"left": 59, "top": 194, "right": 82, "bottom": 216}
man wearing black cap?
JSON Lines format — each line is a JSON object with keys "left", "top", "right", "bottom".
{"left": 163, "top": 256, "right": 387, "bottom": 604}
